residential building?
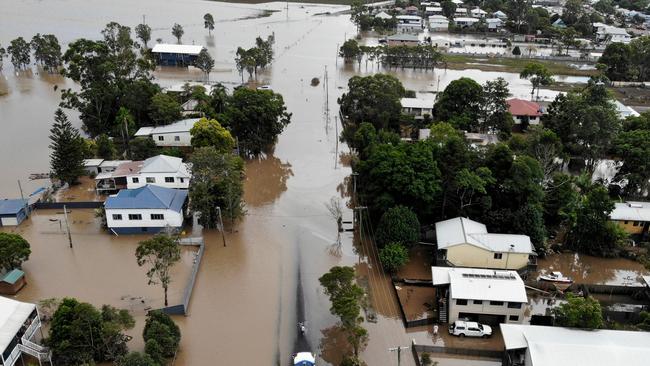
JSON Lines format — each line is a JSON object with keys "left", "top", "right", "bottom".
{"left": 134, "top": 118, "right": 201, "bottom": 147}
{"left": 432, "top": 266, "right": 528, "bottom": 324}
{"left": 374, "top": 11, "right": 393, "bottom": 20}
{"left": 470, "top": 7, "right": 487, "bottom": 18}
{"left": 428, "top": 15, "right": 449, "bottom": 31}
{"left": 614, "top": 100, "right": 641, "bottom": 118}
{"left": 464, "top": 132, "right": 499, "bottom": 146}
{"left": 401, "top": 98, "right": 434, "bottom": 118}
{"left": 405, "top": 5, "right": 419, "bottom": 15}
{"left": 95, "top": 155, "right": 191, "bottom": 193}
{"left": 104, "top": 185, "right": 188, "bottom": 234}
{"left": 425, "top": 6, "right": 443, "bottom": 16}
{"left": 0, "top": 296, "right": 51, "bottom": 366}
{"left": 486, "top": 18, "right": 504, "bottom": 30}
{"left": 493, "top": 10, "right": 507, "bottom": 20}
{"left": 453, "top": 17, "right": 480, "bottom": 27}
{"left": 387, "top": 34, "right": 421, "bottom": 46}
{"left": 507, "top": 98, "right": 542, "bottom": 131}
{"left": 455, "top": 7, "right": 469, "bottom": 16}
{"left": 0, "top": 199, "right": 29, "bottom": 227}
{"left": 610, "top": 201, "right": 650, "bottom": 235}
{"left": 151, "top": 44, "right": 204, "bottom": 66}
{"left": 430, "top": 36, "right": 451, "bottom": 47}
{"left": 552, "top": 18, "right": 566, "bottom": 28}
{"left": 451, "top": 0, "right": 464, "bottom": 4}
{"left": 396, "top": 15, "right": 424, "bottom": 33}
{"left": 83, "top": 159, "right": 105, "bottom": 176}
{"left": 99, "top": 160, "right": 132, "bottom": 173}
{"left": 501, "top": 324, "right": 650, "bottom": 366}
{"left": 596, "top": 26, "right": 631, "bottom": 43}
{"left": 435, "top": 217, "right": 536, "bottom": 270}
{"left": 0, "top": 270, "right": 26, "bottom": 296}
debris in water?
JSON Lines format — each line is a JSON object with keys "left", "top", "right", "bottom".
{"left": 311, "top": 77, "right": 320, "bottom": 86}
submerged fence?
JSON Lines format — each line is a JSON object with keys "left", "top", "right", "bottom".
{"left": 159, "top": 237, "right": 205, "bottom": 316}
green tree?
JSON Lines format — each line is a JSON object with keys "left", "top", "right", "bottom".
{"left": 553, "top": 293, "right": 603, "bottom": 329}
{"left": 7, "top": 37, "right": 31, "bottom": 70}
{"left": 594, "top": 0, "right": 614, "bottom": 14}
{"left": 143, "top": 310, "right": 181, "bottom": 359}
{"left": 49, "top": 109, "right": 86, "bottom": 185}
{"left": 0, "top": 233, "right": 31, "bottom": 272}
{"left": 481, "top": 78, "right": 512, "bottom": 136}
{"left": 149, "top": 92, "right": 182, "bottom": 126}
{"left": 195, "top": 49, "right": 215, "bottom": 82}
{"left": 190, "top": 118, "right": 235, "bottom": 152}
{"left": 525, "top": 127, "right": 563, "bottom": 183}
{"left": 0, "top": 44, "right": 6, "bottom": 72}
{"left": 558, "top": 28, "right": 579, "bottom": 55}
{"left": 441, "top": 0, "right": 457, "bottom": 18}
{"left": 96, "top": 134, "right": 116, "bottom": 159}
{"left": 612, "top": 127, "right": 650, "bottom": 197}
{"left": 117, "top": 352, "right": 157, "bottom": 366}
{"left": 190, "top": 147, "right": 245, "bottom": 227}
{"left": 519, "top": 62, "right": 554, "bottom": 101}
{"left": 130, "top": 137, "right": 159, "bottom": 160}
{"left": 543, "top": 172, "right": 580, "bottom": 228}
{"left": 319, "top": 266, "right": 368, "bottom": 358}
{"left": 630, "top": 36, "right": 650, "bottom": 81}
{"left": 31, "top": 34, "right": 62, "bottom": 72}
{"left": 339, "top": 39, "right": 361, "bottom": 62}
{"left": 135, "top": 23, "right": 152, "bottom": 49}
{"left": 223, "top": 88, "right": 291, "bottom": 155}
{"left": 135, "top": 235, "right": 181, "bottom": 307}
{"left": 172, "top": 23, "right": 184, "bottom": 43}
{"left": 204, "top": 13, "right": 215, "bottom": 36}
{"left": 507, "top": 0, "right": 532, "bottom": 32}
{"left": 375, "top": 206, "right": 420, "bottom": 247}
{"left": 512, "top": 45, "right": 521, "bottom": 56}
{"left": 434, "top": 77, "right": 484, "bottom": 131}
{"left": 379, "top": 242, "right": 409, "bottom": 273}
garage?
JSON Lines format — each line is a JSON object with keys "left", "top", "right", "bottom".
{"left": 0, "top": 199, "right": 29, "bottom": 227}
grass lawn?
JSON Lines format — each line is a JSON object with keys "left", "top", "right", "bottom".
{"left": 443, "top": 54, "right": 599, "bottom": 77}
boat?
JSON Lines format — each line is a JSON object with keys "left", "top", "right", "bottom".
{"left": 538, "top": 271, "right": 573, "bottom": 291}
{"left": 293, "top": 352, "right": 315, "bottom": 366}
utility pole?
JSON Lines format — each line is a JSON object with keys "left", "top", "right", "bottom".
{"left": 351, "top": 173, "right": 358, "bottom": 227}
{"left": 63, "top": 205, "right": 73, "bottom": 248}
{"left": 17, "top": 180, "right": 24, "bottom": 201}
{"left": 216, "top": 206, "right": 227, "bottom": 247}
{"left": 334, "top": 115, "right": 339, "bottom": 169}
{"left": 388, "top": 346, "right": 409, "bottom": 366}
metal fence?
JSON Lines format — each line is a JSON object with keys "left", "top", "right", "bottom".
{"left": 159, "top": 237, "right": 205, "bottom": 316}
{"left": 33, "top": 201, "right": 103, "bottom": 209}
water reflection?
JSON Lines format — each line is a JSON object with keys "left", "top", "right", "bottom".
{"left": 319, "top": 325, "right": 353, "bottom": 366}
{"left": 536, "top": 252, "right": 649, "bottom": 285}
{"left": 244, "top": 152, "right": 293, "bottom": 207}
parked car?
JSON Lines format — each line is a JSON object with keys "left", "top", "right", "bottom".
{"left": 448, "top": 320, "right": 492, "bottom": 338}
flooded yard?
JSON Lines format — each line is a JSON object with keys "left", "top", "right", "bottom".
{"left": 536, "top": 252, "right": 649, "bottom": 286}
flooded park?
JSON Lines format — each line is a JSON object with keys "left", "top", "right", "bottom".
{"left": 0, "top": 0, "right": 622, "bottom": 365}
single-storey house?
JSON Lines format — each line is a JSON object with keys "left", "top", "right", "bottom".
{"left": 0, "top": 270, "right": 26, "bottom": 295}
{"left": 552, "top": 18, "right": 566, "bottom": 28}
{"left": 610, "top": 201, "right": 650, "bottom": 235}
{"left": 95, "top": 155, "right": 191, "bottom": 193}
{"left": 435, "top": 217, "right": 536, "bottom": 270}
{"left": 454, "top": 7, "right": 468, "bottom": 16}
{"left": 400, "top": 98, "right": 434, "bottom": 118}
{"left": 453, "top": 17, "right": 479, "bottom": 27}
{"left": 614, "top": 100, "right": 641, "bottom": 118}
{"left": 428, "top": 15, "right": 449, "bottom": 31}
{"left": 83, "top": 159, "right": 105, "bottom": 176}
{"left": 507, "top": 98, "right": 542, "bottom": 131}
{"left": 151, "top": 43, "right": 204, "bottom": 67}
{"left": 104, "top": 185, "right": 188, "bottom": 235}
{"left": 0, "top": 296, "right": 50, "bottom": 366}
{"left": 597, "top": 26, "right": 631, "bottom": 44}
{"left": 432, "top": 266, "right": 528, "bottom": 325}
{"left": 493, "top": 10, "right": 507, "bottom": 20}
{"left": 470, "top": 7, "right": 487, "bottom": 18}
{"left": 99, "top": 160, "right": 132, "bottom": 173}
{"left": 405, "top": 5, "right": 419, "bottom": 15}
{"left": 0, "top": 199, "right": 29, "bottom": 227}
{"left": 430, "top": 36, "right": 451, "bottom": 48}
{"left": 387, "top": 34, "right": 421, "bottom": 46}
{"left": 486, "top": 18, "right": 504, "bottom": 30}
{"left": 134, "top": 118, "right": 201, "bottom": 147}
{"left": 501, "top": 324, "right": 650, "bottom": 366}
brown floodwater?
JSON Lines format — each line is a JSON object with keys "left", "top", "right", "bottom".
{"left": 0, "top": 0, "right": 584, "bottom": 365}
{"left": 536, "top": 252, "right": 649, "bottom": 286}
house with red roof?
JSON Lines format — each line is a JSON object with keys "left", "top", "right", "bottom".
{"left": 507, "top": 98, "right": 543, "bottom": 132}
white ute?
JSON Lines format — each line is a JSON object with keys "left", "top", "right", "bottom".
{"left": 448, "top": 320, "right": 492, "bottom": 338}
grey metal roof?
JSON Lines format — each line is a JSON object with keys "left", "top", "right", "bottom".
{"left": 0, "top": 199, "right": 28, "bottom": 215}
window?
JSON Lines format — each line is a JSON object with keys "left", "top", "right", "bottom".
{"left": 151, "top": 214, "right": 164, "bottom": 220}
{"left": 494, "top": 253, "right": 503, "bottom": 259}
{"left": 634, "top": 221, "right": 640, "bottom": 227}
{"left": 158, "top": 136, "right": 164, "bottom": 141}
{"left": 174, "top": 136, "right": 180, "bottom": 141}
{"left": 489, "top": 301, "right": 504, "bottom": 306}
{"left": 508, "top": 302, "right": 522, "bottom": 309}
{"left": 624, "top": 220, "right": 629, "bottom": 224}
{"left": 473, "top": 300, "right": 483, "bottom": 305}
{"left": 509, "top": 315, "right": 519, "bottom": 321}
{"left": 132, "top": 177, "right": 139, "bottom": 183}
{"left": 146, "top": 177, "right": 155, "bottom": 183}
{"left": 128, "top": 214, "right": 142, "bottom": 220}
{"left": 112, "top": 214, "right": 122, "bottom": 220}
{"left": 456, "top": 299, "right": 468, "bottom": 306}
{"left": 179, "top": 178, "right": 185, "bottom": 183}
{"left": 165, "top": 177, "right": 174, "bottom": 183}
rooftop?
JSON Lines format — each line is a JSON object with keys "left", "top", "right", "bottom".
{"left": 454, "top": 17, "right": 480, "bottom": 22}
{"left": 388, "top": 34, "right": 421, "bottom": 42}
{"left": 500, "top": 324, "right": 650, "bottom": 366}
{"left": 151, "top": 43, "right": 204, "bottom": 55}
{"left": 375, "top": 11, "right": 392, "bottom": 19}
{"left": 507, "top": 98, "right": 542, "bottom": 117}
{"left": 0, "top": 199, "right": 28, "bottom": 215}
{"left": 105, "top": 185, "right": 188, "bottom": 211}
{"left": 610, "top": 201, "right": 650, "bottom": 222}
{"left": 401, "top": 98, "right": 434, "bottom": 109}
{"left": 83, "top": 158, "right": 105, "bottom": 167}
{"left": 0, "top": 296, "right": 36, "bottom": 354}
{"left": 431, "top": 266, "right": 527, "bottom": 302}
{"left": 134, "top": 118, "right": 201, "bottom": 136}
{"left": 435, "top": 217, "right": 534, "bottom": 254}
{"left": 1, "top": 269, "right": 25, "bottom": 285}
{"left": 141, "top": 155, "right": 190, "bottom": 176}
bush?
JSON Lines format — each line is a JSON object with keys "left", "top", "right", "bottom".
{"left": 512, "top": 46, "right": 521, "bottom": 56}
{"left": 379, "top": 242, "right": 410, "bottom": 273}
{"left": 553, "top": 293, "right": 603, "bottom": 329}
{"left": 375, "top": 206, "right": 420, "bottom": 247}
{"left": 143, "top": 311, "right": 181, "bottom": 359}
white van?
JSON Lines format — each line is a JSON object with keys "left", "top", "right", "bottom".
{"left": 448, "top": 320, "right": 492, "bottom": 338}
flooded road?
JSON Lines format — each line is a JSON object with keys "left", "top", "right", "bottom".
{"left": 0, "top": 0, "right": 566, "bottom": 365}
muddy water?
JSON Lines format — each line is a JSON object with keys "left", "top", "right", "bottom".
{"left": 0, "top": 0, "right": 562, "bottom": 365}
{"left": 536, "top": 252, "right": 649, "bottom": 286}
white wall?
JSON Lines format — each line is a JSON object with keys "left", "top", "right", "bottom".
{"left": 106, "top": 208, "right": 184, "bottom": 228}
{"left": 449, "top": 297, "right": 526, "bottom": 324}
{"left": 126, "top": 172, "right": 190, "bottom": 189}
{"left": 513, "top": 115, "right": 540, "bottom": 125}
{"left": 152, "top": 132, "right": 192, "bottom": 147}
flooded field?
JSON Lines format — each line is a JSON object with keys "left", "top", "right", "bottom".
{"left": 536, "top": 252, "right": 649, "bottom": 286}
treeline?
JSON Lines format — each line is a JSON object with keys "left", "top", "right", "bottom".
{"left": 340, "top": 40, "right": 444, "bottom": 70}
{"left": 0, "top": 34, "right": 62, "bottom": 72}
{"left": 235, "top": 34, "right": 275, "bottom": 79}
{"left": 599, "top": 35, "right": 650, "bottom": 81}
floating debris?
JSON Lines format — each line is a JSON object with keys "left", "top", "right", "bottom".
{"left": 311, "top": 77, "right": 320, "bottom": 86}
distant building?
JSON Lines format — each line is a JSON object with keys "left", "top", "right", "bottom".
{"left": 493, "top": 10, "right": 507, "bottom": 20}
{"left": 453, "top": 17, "right": 480, "bottom": 27}
{"left": 0, "top": 296, "right": 51, "bottom": 365}
{"left": 610, "top": 201, "right": 650, "bottom": 236}
{"left": 134, "top": 118, "right": 201, "bottom": 147}
{"left": 405, "top": 5, "right": 419, "bottom": 15}
{"left": 435, "top": 217, "right": 536, "bottom": 270}
{"left": 614, "top": 100, "right": 640, "bottom": 118}
{"left": 0, "top": 199, "right": 29, "bottom": 227}
{"left": 486, "top": 18, "right": 504, "bottom": 30}
{"left": 507, "top": 98, "right": 543, "bottom": 131}
{"left": 387, "top": 33, "right": 421, "bottom": 46}
{"left": 425, "top": 6, "right": 444, "bottom": 16}
{"left": 464, "top": 132, "right": 499, "bottom": 146}
{"left": 374, "top": 11, "right": 393, "bottom": 20}
{"left": 0, "top": 269, "right": 26, "bottom": 295}
{"left": 83, "top": 159, "right": 105, "bottom": 176}
{"left": 396, "top": 15, "right": 424, "bottom": 33}
{"left": 95, "top": 155, "right": 191, "bottom": 193}
{"left": 432, "top": 266, "right": 528, "bottom": 324}
{"left": 552, "top": 18, "right": 567, "bottom": 28}
{"left": 597, "top": 26, "right": 632, "bottom": 44}
{"left": 428, "top": 15, "right": 449, "bottom": 31}
{"left": 104, "top": 185, "right": 188, "bottom": 234}
{"left": 501, "top": 324, "right": 650, "bottom": 366}
{"left": 455, "top": 7, "right": 469, "bottom": 17}
{"left": 401, "top": 98, "right": 434, "bottom": 118}
{"left": 151, "top": 44, "right": 204, "bottom": 67}
{"left": 470, "top": 7, "right": 487, "bottom": 18}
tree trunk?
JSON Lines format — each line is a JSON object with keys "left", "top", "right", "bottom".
{"left": 164, "top": 285, "right": 168, "bottom": 306}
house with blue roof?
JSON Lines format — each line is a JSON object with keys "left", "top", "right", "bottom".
{"left": 104, "top": 185, "right": 188, "bottom": 234}
{"left": 0, "top": 199, "right": 29, "bottom": 227}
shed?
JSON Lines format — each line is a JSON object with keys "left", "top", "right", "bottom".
{"left": 151, "top": 43, "right": 204, "bottom": 67}
{"left": 83, "top": 159, "right": 105, "bottom": 176}
{"left": 0, "top": 270, "right": 26, "bottom": 295}
{"left": 0, "top": 199, "right": 29, "bottom": 227}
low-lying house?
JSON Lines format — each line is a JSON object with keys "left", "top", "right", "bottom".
{"left": 375, "top": 11, "right": 393, "bottom": 20}
{"left": 453, "top": 17, "right": 479, "bottom": 27}
{"left": 134, "top": 118, "right": 201, "bottom": 147}
{"left": 432, "top": 266, "right": 528, "bottom": 324}
{"left": 0, "top": 296, "right": 50, "bottom": 366}
{"left": 95, "top": 155, "right": 191, "bottom": 193}
{"left": 486, "top": 18, "right": 504, "bottom": 30}
{"left": 493, "top": 10, "right": 507, "bottom": 20}
{"left": 151, "top": 44, "right": 204, "bottom": 67}
{"left": 610, "top": 201, "right": 650, "bottom": 236}
{"left": 470, "top": 7, "right": 487, "bottom": 18}
{"left": 428, "top": 15, "right": 449, "bottom": 31}
{"left": 0, "top": 270, "right": 26, "bottom": 295}
{"left": 501, "top": 324, "right": 650, "bottom": 366}
{"left": 396, "top": 15, "right": 424, "bottom": 33}
{"left": 401, "top": 98, "right": 434, "bottom": 118}
{"left": 387, "top": 33, "right": 421, "bottom": 46}
{"left": 0, "top": 199, "right": 29, "bottom": 227}
{"left": 597, "top": 26, "right": 631, "bottom": 44}
{"left": 104, "top": 185, "right": 188, "bottom": 234}
{"left": 425, "top": 6, "right": 443, "bottom": 16}
{"left": 435, "top": 217, "right": 536, "bottom": 270}
{"left": 507, "top": 98, "right": 543, "bottom": 131}
{"left": 454, "top": 7, "right": 469, "bottom": 16}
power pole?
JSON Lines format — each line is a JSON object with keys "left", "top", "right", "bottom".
{"left": 388, "top": 346, "right": 409, "bottom": 366}
{"left": 216, "top": 206, "right": 227, "bottom": 247}
{"left": 334, "top": 115, "right": 339, "bottom": 169}
{"left": 351, "top": 173, "right": 358, "bottom": 227}
{"left": 63, "top": 205, "right": 73, "bottom": 248}
{"left": 17, "top": 180, "right": 24, "bottom": 201}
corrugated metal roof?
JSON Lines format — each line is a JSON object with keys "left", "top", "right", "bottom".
{"left": 610, "top": 201, "right": 650, "bottom": 221}
{"left": 435, "top": 217, "right": 534, "bottom": 254}
{"left": 105, "top": 185, "right": 188, "bottom": 211}
{"left": 137, "top": 118, "right": 200, "bottom": 135}
{"left": 0, "top": 296, "right": 36, "bottom": 354}
{"left": 83, "top": 159, "right": 105, "bottom": 167}
{"left": 401, "top": 98, "right": 434, "bottom": 109}
{"left": 0, "top": 199, "right": 28, "bottom": 215}
{"left": 1, "top": 269, "right": 24, "bottom": 285}
{"left": 507, "top": 98, "right": 542, "bottom": 117}
{"left": 431, "top": 266, "right": 527, "bottom": 302}
{"left": 152, "top": 43, "right": 204, "bottom": 55}
{"left": 141, "top": 155, "right": 190, "bottom": 177}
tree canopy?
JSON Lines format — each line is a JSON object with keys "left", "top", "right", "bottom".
{"left": 49, "top": 108, "right": 86, "bottom": 185}
{"left": 135, "top": 235, "right": 182, "bottom": 307}
{"left": 190, "top": 118, "right": 235, "bottom": 152}
{"left": 375, "top": 206, "right": 420, "bottom": 248}
{"left": 0, "top": 233, "right": 31, "bottom": 272}
{"left": 553, "top": 293, "right": 603, "bottom": 329}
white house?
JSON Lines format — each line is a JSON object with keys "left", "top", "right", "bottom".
{"left": 374, "top": 11, "right": 393, "bottom": 20}
{"left": 501, "top": 324, "right": 650, "bottom": 366}
{"left": 400, "top": 98, "right": 434, "bottom": 118}
{"left": 493, "top": 10, "right": 507, "bottom": 20}
{"left": 428, "top": 15, "right": 449, "bottom": 31}
{"left": 486, "top": 18, "right": 504, "bottom": 30}
{"left": 0, "top": 296, "right": 51, "bottom": 366}
{"left": 507, "top": 98, "right": 543, "bottom": 131}
{"left": 95, "top": 155, "right": 191, "bottom": 193}
{"left": 435, "top": 217, "right": 536, "bottom": 270}
{"left": 396, "top": 15, "right": 424, "bottom": 33}
{"left": 454, "top": 17, "right": 480, "bottom": 27}
{"left": 430, "top": 36, "right": 451, "bottom": 47}
{"left": 425, "top": 6, "right": 443, "bottom": 16}
{"left": 387, "top": 33, "right": 421, "bottom": 46}
{"left": 432, "top": 266, "right": 528, "bottom": 324}
{"left": 597, "top": 26, "right": 631, "bottom": 44}
{"left": 455, "top": 7, "right": 469, "bottom": 16}
{"left": 104, "top": 185, "right": 188, "bottom": 235}
{"left": 470, "top": 7, "right": 487, "bottom": 18}
{"left": 614, "top": 100, "right": 640, "bottom": 118}
{"left": 134, "top": 118, "right": 201, "bottom": 147}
